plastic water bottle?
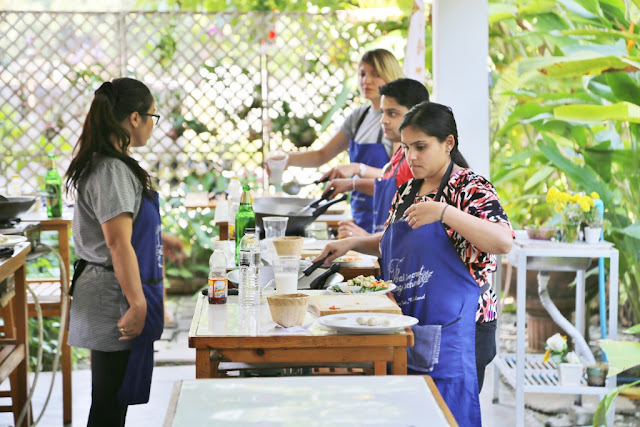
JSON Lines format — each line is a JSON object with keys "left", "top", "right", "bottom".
{"left": 238, "top": 228, "right": 261, "bottom": 307}
{"left": 208, "top": 249, "right": 228, "bottom": 305}
{"left": 8, "top": 174, "right": 20, "bottom": 196}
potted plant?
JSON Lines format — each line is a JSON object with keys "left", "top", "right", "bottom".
{"left": 543, "top": 333, "right": 584, "bottom": 386}
{"left": 583, "top": 208, "right": 604, "bottom": 245}
{"left": 545, "top": 187, "right": 601, "bottom": 243}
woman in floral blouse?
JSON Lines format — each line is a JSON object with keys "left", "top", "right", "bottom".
{"left": 315, "top": 102, "right": 513, "bottom": 426}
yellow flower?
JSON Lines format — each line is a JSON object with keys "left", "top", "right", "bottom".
{"left": 591, "top": 192, "right": 600, "bottom": 200}
{"left": 543, "top": 348, "right": 551, "bottom": 363}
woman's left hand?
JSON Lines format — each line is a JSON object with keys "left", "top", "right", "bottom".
{"left": 404, "top": 201, "right": 448, "bottom": 229}
{"left": 162, "top": 233, "right": 187, "bottom": 265}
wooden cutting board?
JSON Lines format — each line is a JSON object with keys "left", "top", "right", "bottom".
{"left": 301, "top": 249, "right": 363, "bottom": 260}
{"left": 309, "top": 294, "right": 402, "bottom": 317}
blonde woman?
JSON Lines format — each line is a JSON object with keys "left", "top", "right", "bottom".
{"left": 266, "top": 49, "right": 404, "bottom": 232}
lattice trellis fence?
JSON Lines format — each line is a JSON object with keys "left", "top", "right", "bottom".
{"left": 0, "top": 11, "right": 387, "bottom": 199}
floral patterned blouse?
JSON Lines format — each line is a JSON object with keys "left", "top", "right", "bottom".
{"left": 384, "top": 169, "right": 514, "bottom": 323}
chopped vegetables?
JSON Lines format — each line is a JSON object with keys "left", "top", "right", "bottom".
{"left": 346, "top": 275, "right": 392, "bottom": 292}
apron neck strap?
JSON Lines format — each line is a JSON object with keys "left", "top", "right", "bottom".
{"left": 393, "top": 161, "right": 454, "bottom": 222}
{"left": 354, "top": 106, "right": 383, "bottom": 145}
{"left": 435, "top": 161, "right": 455, "bottom": 202}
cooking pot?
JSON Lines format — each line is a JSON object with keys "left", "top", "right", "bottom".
{"left": 253, "top": 194, "right": 348, "bottom": 237}
{"left": 0, "top": 196, "right": 37, "bottom": 221}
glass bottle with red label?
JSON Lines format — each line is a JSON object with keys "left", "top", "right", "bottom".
{"left": 208, "top": 249, "right": 228, "bottom": 304}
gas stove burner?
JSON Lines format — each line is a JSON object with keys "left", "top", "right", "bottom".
{"left": 0, "top": 218, "right": 21, "bottom": 229}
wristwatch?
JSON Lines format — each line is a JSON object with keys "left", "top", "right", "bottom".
{"left": 359, "top": 163, "right": 366, "bottom": 177}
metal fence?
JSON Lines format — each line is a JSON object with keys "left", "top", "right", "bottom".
{"left": 0, "top": 10, "right": 389, "bottom": 199}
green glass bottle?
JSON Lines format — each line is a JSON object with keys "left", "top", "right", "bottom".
{"left": 235, "top": 184, "right": 255, "bottom": 265}
{"left": 45, "top": 154, "right": 62, "bottom": 218}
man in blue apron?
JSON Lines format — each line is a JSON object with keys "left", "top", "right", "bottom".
{"left": 371, "top": 79, "right": 430, "bottom": 234}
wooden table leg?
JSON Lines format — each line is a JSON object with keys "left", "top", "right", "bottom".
{"left": 374, "top": 361, "right": 386, "bottom": 375}
{"left": 195, "top": 349, "right": 219, "bottom": 378}
{"left": 62, "top": 326, "right": 72, "bottom": 424}
{"left": 390, "top": 348, "right": 407, "bottom": 375}
{"left": 14, "top": 264, "right": 30, "bottom": 427}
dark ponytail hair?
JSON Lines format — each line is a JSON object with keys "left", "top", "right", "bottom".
{"left": 66, "top": 77, "right": 154, "bottom": 197}
{"left": 399, "top": 101, "right": 469, "bottom": 168}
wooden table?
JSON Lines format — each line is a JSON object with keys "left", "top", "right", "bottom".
{"left": 0, "top": 243, "right": 31, "bottom": 426}
{"left": 164, "top": 375, "right": 457, "bottom": 426}
{"left": 21, "top": 210, "right": 73, "bottom": 424}
{"left": 188, "top": 293, "right": 413, "bottom": 379}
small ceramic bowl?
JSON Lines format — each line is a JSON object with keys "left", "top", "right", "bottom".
{"left": 525, "top": 226, "right": 561, "bottom": 241}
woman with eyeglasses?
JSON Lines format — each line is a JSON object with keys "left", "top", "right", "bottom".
{"left": 314, "top": 102, "right": 513, "bottom": 426}
{"left": 65, "top": 77, "right": 185, "bottom": 426}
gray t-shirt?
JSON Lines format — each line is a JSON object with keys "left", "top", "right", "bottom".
{"left": 72, "top": 156, "right": 142, "bottom": 266}
{"left": 340, "top": 105, "right": 393, "bottom": 158}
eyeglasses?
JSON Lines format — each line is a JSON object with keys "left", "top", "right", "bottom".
{"left": 140, "top": 112, "right": 160, "bottom": 125}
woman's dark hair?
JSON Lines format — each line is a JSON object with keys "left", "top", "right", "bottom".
{"left": 399, "top": 101, "right": 469, "bottom": 168}
{"left": 66, "top": 77, "right": 154, "bottom": 197}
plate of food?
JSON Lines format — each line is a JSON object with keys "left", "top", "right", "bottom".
{"left": 0, "top": 234, "right": 27, "bottom": 247}
{"left": 326, "top": 275, "right": 396, "bottom": 295}
{"left": 316, "top": 312, "right": 418, "bottom": 334}
{"left": 332, "top": 255, "right": 363, "bottom": 267}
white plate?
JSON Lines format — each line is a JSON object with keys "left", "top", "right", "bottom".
{"left": 317, "top": 312, "right": 418, "bottom": 334}
{"left": 0, "top": 235, "right": 27, "bottom": 247}
{"left": 326, "top": 282, "right": 396, "bottom": 295}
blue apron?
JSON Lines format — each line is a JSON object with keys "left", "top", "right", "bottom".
{"left": 380, "top": 164, "right": 482, "bottom": 427}
{"left": 372, "top": 153, "right": 404, "bottom": 234}
{"left": 117, "top": 192, "right": 164, "bottom": 405}
{"left": 348, "top": 106, "right": 389, "bottom": 233}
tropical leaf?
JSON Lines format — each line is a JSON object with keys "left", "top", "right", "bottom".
{"left": 538, "top": 134, "right": 612, "bottom": 200}
{"left": 625, "top": 323, "right": 640, "bottom": 334}
{"left": 524, "top": 165, "right": 555, "bottom": 190}
{"left": 518, "top": 52, "right": 640, "bottom": 77}
{"left": 593, "top": 380, "right": 640, "bottom": 427}
{"left": 489, "top": 3, "right": 517, "bottom": 24}
{"left": 616, "top": 223, "right": 640, "bottom": 239}
{"left": 554, "top": 102, "right": 640, "bottom": 123}
{"left": 599, "top": 339, "right": 640, "bottom": 376}
{"left": 605, "top": 72, "right": 640, "bottom": 104}
{"left": 556, "top": 0, "right": 601, "bottom": 19}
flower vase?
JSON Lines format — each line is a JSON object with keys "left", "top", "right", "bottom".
{"left": 584, "top": 227, "right": 602, "bottom": 245}
{"left": 561, "top": 221, "right": 581, "bottom": 243}
{"left": 558, "top": 363, "right": 583, "bottom": 386}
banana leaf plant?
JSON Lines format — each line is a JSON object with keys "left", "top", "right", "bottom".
{"left": 594, "top": 324, "right": 640, "bottom": 426}
{"left": 489, "top": 0, "right": 640, "bottom": 324}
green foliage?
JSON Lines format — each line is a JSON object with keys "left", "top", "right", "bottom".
{"left": 161, "top": 169, "right": 222, "bottom": 281}
{"left": 489, "top": 0, "right": 640, "bottom": 324}
{"left": 136, "top": 0, "right": 360, "bottom": 12}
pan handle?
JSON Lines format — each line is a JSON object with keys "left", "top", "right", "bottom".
{"left": 310, "top": 193, "right": 349, "bottom": 220}
{"left": 309, "top": 263, "right": 341, "bottom": 290}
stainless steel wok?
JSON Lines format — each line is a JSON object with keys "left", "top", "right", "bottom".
{"left": 253, "top": 194, "right": 348, "bottom": 237}
{"left": 0, "top": 196, "right": 37, "bottom": 221}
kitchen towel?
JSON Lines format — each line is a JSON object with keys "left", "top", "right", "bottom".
{"left": 408, "top": 324, "right": 442, "bottom": 373}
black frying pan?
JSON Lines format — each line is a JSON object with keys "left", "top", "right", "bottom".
{"left": 253, "top": 193, "right": 348, "bottom": 237}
